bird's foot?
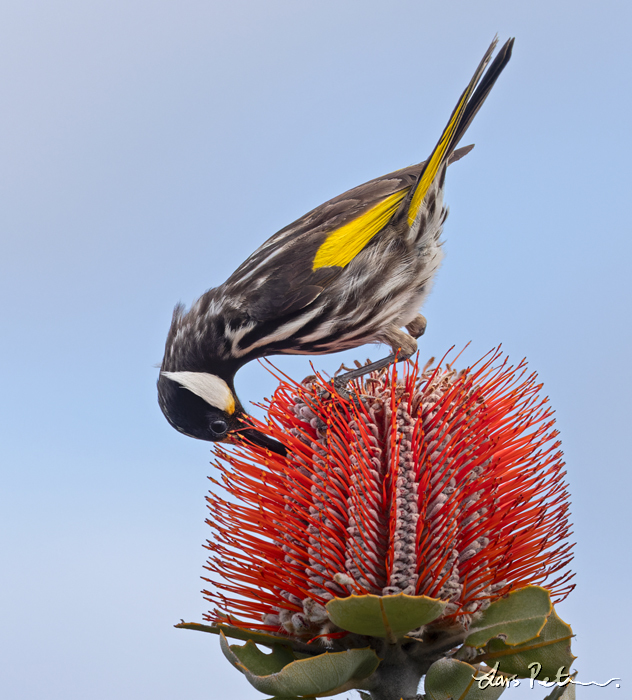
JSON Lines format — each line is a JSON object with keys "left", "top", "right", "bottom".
{"left": 332, "top": 375, "right": 364, "bottom": 404}
{"left": 332, "top": 352, "right": 406, "bottom": 401}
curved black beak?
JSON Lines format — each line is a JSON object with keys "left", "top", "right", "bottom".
{"left": 231, "top": 426, "right": 287, "bottom": 457}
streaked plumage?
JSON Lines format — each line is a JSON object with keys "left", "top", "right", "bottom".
{"left": 158, "top": 38, "right": 514, "bottom": 454}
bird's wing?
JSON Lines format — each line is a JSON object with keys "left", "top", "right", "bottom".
{"left": 221, "top": 38, "right": 513, "bottom": 324}
{"left": 222, "top": 144, "right": 479, "bottom": 323}
{"left": 222, "top": 162, "right": 423, "bottom": 319}
{"left": 224, "top": 143, "right": 475, "bottom": 321}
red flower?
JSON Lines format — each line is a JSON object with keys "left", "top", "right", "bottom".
{"left": 203, "top": 349, "right": 574, "bottom": 638}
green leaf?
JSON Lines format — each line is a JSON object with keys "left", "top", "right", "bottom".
{"left": 465, "top": 586, "right": 552, "bottom": 648}
{"left": 222, "top": 638, "right": 295, "bottom": 676}
{"left": 480, "top": 609, "right": 575, "bottom": 679}
{"left": 326, "top": 593, "right": 446, "bottom": 640}
{"left": 425, "top": 658, "right": 507, "bottom": 700}
{"left": 176, "top": 621, "right": 302, "bottom": 650}
{"left": 543, "top": 678, "right": 576, "bottom": 700}
{"left": 219, "top": 632, "right": 380, "bottom": 697}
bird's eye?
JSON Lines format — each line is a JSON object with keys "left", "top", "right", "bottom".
{"left": 210, "top": 419, "right": 228, "bottom": 436}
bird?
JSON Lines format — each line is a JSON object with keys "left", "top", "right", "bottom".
{"left": 158, "top": 37, "right": 514, "bottom": 456}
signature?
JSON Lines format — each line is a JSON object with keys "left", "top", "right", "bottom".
{"left": 474, "top": 661, "right": 621, "bottom": 689}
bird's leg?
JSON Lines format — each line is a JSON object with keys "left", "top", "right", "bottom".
{"left": 405, "top": 313, "right": 427, "bottom": 339}
{"left": 333, "top": 326, "right": 419, "bottom": 395}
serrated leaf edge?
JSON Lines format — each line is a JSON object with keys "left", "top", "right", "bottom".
{"left": 465, "top": 586, "right": 552, "bottom": 648}
{"left": 219, "top": 630, "right": 380, "bottom": 694}
{"left": 326, "top": 592, "right": 447, "bottom": 639}
{"left": 478, "top": 633, "right": 575, "bottom": 663}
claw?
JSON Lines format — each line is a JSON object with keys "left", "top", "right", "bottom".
{"left": 332, "top": 376, "right": 366, "bottom": 406}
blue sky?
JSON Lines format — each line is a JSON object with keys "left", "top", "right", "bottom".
{"left": 1, "top": 1, "right": 630, "bottom": 698}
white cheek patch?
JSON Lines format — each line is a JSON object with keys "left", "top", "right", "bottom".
{"left": 161, "top": 371, "right": 236, "bottom": 415}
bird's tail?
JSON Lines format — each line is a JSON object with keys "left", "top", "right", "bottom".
{"left": 406, "top": 37, "right": 514, "bottom": 227}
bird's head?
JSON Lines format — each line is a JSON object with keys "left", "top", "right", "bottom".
{"left": 157, "top": 370, "right": 286, "bottom": 456}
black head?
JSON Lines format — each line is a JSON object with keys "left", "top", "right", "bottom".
{"left": 157, "top": 370, "right": 287, "bottom": 456}
{"left": 157, "top": 370, "right": 238, "bottom": 441}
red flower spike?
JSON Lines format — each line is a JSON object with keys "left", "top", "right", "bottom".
{"left": 202, "top": 350, "right": 574, "bottom": 638}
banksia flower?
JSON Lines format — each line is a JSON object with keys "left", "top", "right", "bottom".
{"left": 202, "top": 349, "right": 574, "bottom": 642}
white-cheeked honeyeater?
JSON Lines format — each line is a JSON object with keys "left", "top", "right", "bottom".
{"left": 158, "top": 37, "right": 514, "bottom": 456}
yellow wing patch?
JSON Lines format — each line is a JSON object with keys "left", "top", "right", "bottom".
{"left": 313, "top": 189, "right": 408, "bottom": 270}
